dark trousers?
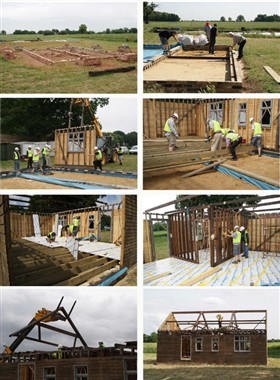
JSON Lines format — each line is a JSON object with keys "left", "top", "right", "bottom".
{"left": 94, "top": 159, "right": 102, "bottom": 171}
{"left": 238, "top": 40, "right": 246, "bottom": 59}
{"left": 27, "top": 157, "right": 33, "bottom": 169}
{"left": 209, "top": 38, "right": 216, "bottom": 54}
{"left": 230, "top": 137, "right": 243, "bottom": 159}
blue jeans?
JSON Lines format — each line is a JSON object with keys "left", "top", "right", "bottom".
{"left": 14, "top": 160, "right": 20, "bottom": 171}
{"left": 242, "top": 242, "right": 249, "bottom": 258}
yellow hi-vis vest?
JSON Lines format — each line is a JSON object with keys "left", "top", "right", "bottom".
{"left": 69, "top": 225, "right": 74, "bottom": 233}
{"left": 164, "top": 118, "right": 175, "bottom": 133}
{"left": 253, "top": 122, "right": 262, "bottom": 136}
{"left": 73, "top": 218, "right": 80, "bottom": 227}
{"left": 233, "top": 231, "right": 241, "bottom": 244}
{"left": 14, "top": 151, "right": 20, "bottom": 160}
{"left": 33, "top": 150, "right": 40, "bottom": 162}
{"left": 213, "top": 120, "right": 222, "bottom": 133}
{"left": 42, "top": 147, "right": 50, "bottom": 155}
{"left": 95, "top": 150, "right": 102, "bottom": 160}
{"left": 221, "top": 128, "right": 231, "bottom": 135}
{"left": 27, "top": 149, "right": 33, "bottom": 158}
{"left": 226, "top": 133, "right": 240, "bottom": 142}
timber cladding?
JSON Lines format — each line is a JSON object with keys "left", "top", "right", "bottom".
{"left": 121, "top": 195, "right": 137, "bottom": 268}
{"left": 143, "top": 98, "right": 280, "bottom": 149}
{"left": 10, "top": 213, "right": 52, "bottom": 239}
{"left": 248, "top": 213, "right": 280, "bottom": 253}
{"left": 0, "top": 196, "right": 11, "bottom": 285}
{"left": 55, "top": 126, "right": 97, "bottom": 166}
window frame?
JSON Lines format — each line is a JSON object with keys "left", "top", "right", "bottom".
{"left": 74, "top": 365, "right": 88, "bottom": 380}
{"left": 234, "top": 335, "right": 251, "bottom": 352}
{"left": 68, "top": 131, "right": 85, "bottom": 152}
{"left": 260, "top": 100, "right": 273, "bottom": 128}
{"left": 211, "top": 337, "right": 219, "bottom": 352}
{"left": 209, "top": 102, "right": 224, "bottom": 125}
{"left": 195, "top": 337, "right": 203, "bottom": 352}
{"left": 238, "top": 102, "right": 247, "bottom": 126}
{"left": 43, "top": 366, "right": 56, "bottom": 380}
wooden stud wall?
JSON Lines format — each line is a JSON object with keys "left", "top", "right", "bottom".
{"left": 62, "top": 211, "right": 100, "bottom": 239}
{"left": 143, "top": 99, "right": 279, "bottom": 149}
{"left": 55, "top": 126, "right": 97, "bottom": 166}
{"left": 0, "top": 195, "right": 11, "bottom": 285}
{"left": 248, "top": 213, "right": 280, "bottom": 253}
{"left": 112, "top": 208, "right": 123, "bottom": 243}
{"left": 10, "top": 213, "right": 52, "bottom": 239}
{"left": 121, "top": 195, "right": 137, "bottom": 268}
{"left": 143, "top": 219, "right": 154, "bottom": 263}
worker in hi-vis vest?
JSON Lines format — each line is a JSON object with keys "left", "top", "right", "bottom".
{"left": 32, "top": 147, "right": 43, "bottom": 173}
{"left": 46, "top": 231, "right": 56, "bottom": 244}
{"left": 224, "top": 130, "right": 243, "bottom": 161}
{"left": 240, "top": 226, "right": 249, "bottom": 259}
{"left": 223, "top": 225, "right": 242, "bottom": 264}
{"left": 14, "top": 147, "right": 20, "bottom": 172}
{"left": 93, "top": 146, "right": 103, "bottom": 171}
{"left": 26, "top": 145, "right": 33, "bottom": 169}
{"left": 250, "top": 117, "right": 263, "bottom": 157}
{"left": 42, "top": 144, "right": 52, "bottom": 169}
{"left": 207, "top": 119, "right": 223, "bottom": 151}
{"left": 72, "top": 216, "right": 80, "bottom": 237}
{"left": 164, "top": 113, "right": 179, "bottom": 152}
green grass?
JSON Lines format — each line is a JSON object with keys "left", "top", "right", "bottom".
{"left": 144, "top": 342, "right": 280, "bottom": 380}
{"left": 100, "top": 230, "right": 111, "bottom": 243}
{"left": 154, "top": 230, "right": 169, "bottom": 260}
{"left": 0, "top": 34, "right": 137, "bottom": 93}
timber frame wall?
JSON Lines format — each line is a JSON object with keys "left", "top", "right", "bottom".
{"left": 55, "top": 125, "right": 97, "bottom": 166}
{"left": 144, "top": 200, "right": 280, "bottom": 265}
{"left": 0, "top": 196, "right": 12, "bottom": 285}
{"left": 157, "top": 310, "right": 267, "bottom": 365}
{"left": 143, "top": 99, "right": 280, "bottom": 149}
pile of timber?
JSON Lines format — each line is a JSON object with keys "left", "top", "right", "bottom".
{"left": 11, "top": 239, "right": 118, "bottom": 286}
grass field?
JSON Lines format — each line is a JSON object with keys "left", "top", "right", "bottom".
{"left": 154, "top": 230, "right": 169, "bottom": 260}
{"left": 0, "top": 154, "right": 137, "bottom": 173}
{"left": 144, "top": 22, "right": 280, "bottom": 93}
{"left": 144, "top": 342, "right": 280, "bottom": 380}
{"left": 0, "top": 33, "right": 137, "bottom": 93}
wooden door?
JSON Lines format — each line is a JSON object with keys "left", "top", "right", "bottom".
{"left": 18, "top": 364, "right": 35, "bottom": 380}
{"left": 181, "top": 335, "right": 191, "bottom": 360}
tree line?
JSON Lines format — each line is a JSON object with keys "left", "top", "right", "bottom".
{"left": 220, "top": 14, "right": 280, "bottom": 22}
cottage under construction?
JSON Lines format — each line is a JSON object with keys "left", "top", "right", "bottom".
{"left": 0, "top": 195, "right": 137, "bottom": 286}
{"left": 144, "top": 195, "right": 280, "bottom": 286}
{"left": 143, "top": 98, "right": 280, "bottom": 190}
{"left": 157, "top": 310, "right": 267, "bottom": 365}
{"left": 0, "top": 297, "right": 137, "bottom": 380}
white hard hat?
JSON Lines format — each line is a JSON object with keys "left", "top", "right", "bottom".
{"left": 172, "top": 113, "right": 179, "bottom": 119}
{"left": 94, "top": 146, "right": 98, "bottom": 150}
{"left": 45, "top": 143, "right": 48, "bottom": 147}
{"left": 234, "top": 225, "right": 239, "bottom": 229}
{"left": 249, "top": 117, "right": 254, "bottom": 122}
{"left": 229, "top": 32, "right": 234, "bottom": 36}
{"left": 240, "top": 226, "right": 245, "bottom": 231}
{"left": 15, "top": 147, "right": 19, "bottom": 150}
{"left": 231, "top": 129, "right": 235, "bottom": 133}
{"left": 36, "top": 147, "right": 40, "bottom": 150}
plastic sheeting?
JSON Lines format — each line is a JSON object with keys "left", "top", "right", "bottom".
{"left": 32, "top": 214, "right": 41, "bottom": 237}
{"left": 66, "top": 236, "right": 79, "bottom": 260}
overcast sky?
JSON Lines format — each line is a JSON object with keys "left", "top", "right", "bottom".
{"left": 1, "top": 1, "right": 137, "bottom": 34}
{"left": 155, "top": 2, "right": 280, "bottom": 21}
{"left": 0, "top": 288, "right": 137, "bottom": 351}
{"left": 97, "top": 98, "right": 137, "bottom": 134}
{"left": 144, "top": 288, "right": 280, "bottom": 339}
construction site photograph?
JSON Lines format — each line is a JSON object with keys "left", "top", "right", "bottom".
{"left": 0, "top": 98, "right": 137, "bottom": 190}
{"left": 143, "top": 98, "right": 280, "bottom": 190}
{"left": 143, "top": 2, "right": 280, "bottom": 93}
{"left": 144, "top": 288, "right": 280, "bottom": 380}
{"left": 143, "top": 194, "right": 280, "bottom": 287}
{"left": 0, "top": 289, "right": 137, "bottom": 380}
{"left": 0, "top": 2, "right": 137, "bottom": 93}
{"left": 0, "top": 194, "right": 137, "bottom": 286}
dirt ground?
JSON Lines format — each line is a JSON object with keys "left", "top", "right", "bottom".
{"left": 144, "top": 155, "right": 279, "bottom": 190}
{"left": 0, "top": 171, "right": 137, "bottom": 190}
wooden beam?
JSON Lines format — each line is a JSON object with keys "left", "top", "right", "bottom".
{"left": 181, "top": 159, "right": 228, "bottom": 178}
{"left": 263, "top": 66, "right": 280, "bottom": 83}
{"left": 143, "top": 271, "right": 172, "bottom": 284}
{"left": 144, "top": 195, "right": 199, "bottom": 213}
{"left": 179, "top": 267, "right": 221, "bottom": 286}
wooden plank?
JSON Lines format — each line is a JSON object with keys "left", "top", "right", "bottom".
{"left": 179, "top": 267, "right": 221, "bottom": 286}
{"left": 181, "top": 159, "right": 228, "bottom": 178}
{"left": 144, "top": 271, "right": 172, "bottom": 284}
{"left": 263, "top": 66, "right": 280, "bottom": 83}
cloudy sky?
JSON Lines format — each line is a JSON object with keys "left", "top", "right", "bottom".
{"left": 97, "top": 98, "right": 137, "bottom": 134}
{"left": 0, "top": 288, "right": 137, "bottom": 351}
{"left": 144, "top": 288, "right": 280, "bottom": 339}
{"left": 155, "top": 2, "right": 280, "bottom": 21}
{"left": 1, "top": 1, "right": 137, "bottom": 34}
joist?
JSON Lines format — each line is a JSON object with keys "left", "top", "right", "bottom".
{"left": 179, "top": 267, "right": 221, "bottom": 286}
{"left": 263, "top": 66, "right": 280, "bottom": 83}
{"left": 181, "top": 159, "right": 228, "bottom": 178}
{"left": 143, "top": 271, "right": 172, "bottom": 284}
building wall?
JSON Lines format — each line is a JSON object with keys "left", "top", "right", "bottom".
{"left": 143, "top": 99, "right": 279, "bottom": 149}
{"left": 157, "top": 332, "right": 267, "bottom": 365}
{"left": 0, "top": 195, "right": 11, "bottom": 285}
{"left": 248, "top": 213, "right": 280, "bottom": 253}
{"left": 10, "top": 213, "right": 52, "bottom": 239}
{"left": 121, "top": 195, "right": 137, "bottom": 268}
{"left": 55, "top": 126, "right": 97, "bottom": 166}
{"left": 112, "top": 207, "right": 123, "bottom": 243}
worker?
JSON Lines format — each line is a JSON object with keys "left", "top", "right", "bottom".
{"left": 26, "top": 145, "right": 33, "bottom": 169}
{"left": 93, "top": 146, "right": 103, "bottom": 171}
{"left": 250, "top": 117, "right": 263, "bottom": 157}
{"left": 221, "top": 127, "right": 234, "bottom": 136}
{"left": 216, "top": 314, "right": 223, "bottom": 328}
{"left": 240, "top": 226, "right": 249, "bottom": 259}
{"left": 46, "top": 231, "right": 56, "bottom": 244}
{"left": 72, "top": 216, "right": 80, "bottom": 237}
{"left": 164, "top": 113, "right": 179, "bottom": 152}
{"left": 223, "top": 225, "right": 242, "bottom": 264}
{"left": 204, "top": 21, "right": 212, "bottom": 41}
{"left": 228, "top": 32, "right": 246, "bottom": 61}
{"left": 42, "top": 144, "right": 51, "bottom": 169}
{"left": 224, "top": 131, "right": 243, "bottom": 160}
{"left": 63, "top": 225, "right": 73, "bottom": 237}
{"left": 207, "top": 119, "right": 223, "bottom": 151}
{"left": 14, "top": 147, "right": 20, "bottom": 173}
{"left": 158, "top": 30, "right": 180, "bottom": 55}
{"left": 57, "top": 345, "right": 63, "bottom": 359}
{"left": 32, "top": 147, "right": 43, "bottom": 173}
{"left": 209, "top": 23, "right": 218, "bottom": 54}
{"left": 116, "top": 143, "right": 123, "bottom": 166}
